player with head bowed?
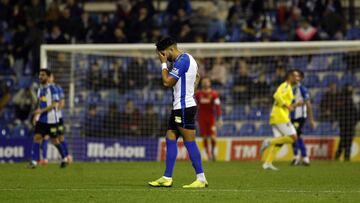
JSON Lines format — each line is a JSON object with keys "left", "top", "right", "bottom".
{"left": 148, "top": 37, "right": 208, "bottom": 188}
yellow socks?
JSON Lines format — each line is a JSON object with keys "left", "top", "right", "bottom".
{"left": 265, "top": 145, "right": 281, "bottom": 164}
{"left": 270, "top": 136, "right": 295, "bottom": 145}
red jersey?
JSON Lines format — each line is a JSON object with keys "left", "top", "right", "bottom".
{"left": 195, "top": 89, "right": 222, "bottom": 121}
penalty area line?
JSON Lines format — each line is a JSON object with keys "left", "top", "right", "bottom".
{"left": 0, "top": 188, "right": 359, "bottom": 194}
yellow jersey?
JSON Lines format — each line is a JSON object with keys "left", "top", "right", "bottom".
{"left": 269, "top": 82, "right": 294, "bottom": 124}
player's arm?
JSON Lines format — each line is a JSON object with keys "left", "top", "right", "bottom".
{"left": 194, "top": 72, "right": 200, "bottom": 91}
{"left": 36, "top": 101, "right": 59, "bottom": 114}
{"left": 161, "top": 68, "right": 177, "bottom": 87}
{"left": 273, "top": 85, "right": 293, "bottom": 111}
{"left": 301, "top": 86, "right": 316, "bottom": 128}
{"left": 214, "top": 93, "right": 223, "bottom": 127}
{"left": 157, "top": 51, "right": 177, "bottom": 87}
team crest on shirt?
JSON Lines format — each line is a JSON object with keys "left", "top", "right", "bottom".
{"left": 175, "top": 116, "right": 182, "bottom": 123}
{"left": 172, "top": 68, "right": 179, "bottom": 75}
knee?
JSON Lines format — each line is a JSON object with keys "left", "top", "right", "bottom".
{"left": 50, "top": 138, "right": 60, "bottom": 145}
{"left": 33, "top": 134, "right": 43, "bottom": 143}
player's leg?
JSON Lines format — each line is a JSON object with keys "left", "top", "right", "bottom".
{"left": 210, "top": 125, "right": 217, "bottom": 161}
{"left": 179, "top": 126, "right": 208, "bottom": 188}
{"left": 262, "top": 126, "right": 282, "bottom": 170}
{"left": 30, "top": 134, "right": 42, "bottom": 168}
{"left": 48, "top": 125, "right": 67, "bottom": 168}
{"left": 199, "top": 121, "right": 211, "bottom": 160}
{"left": 179, "top": 107, "right": 207, "bottom": 188}
{"left": 149, "top": 110, "right": 179, "bottom": 187}
{"left": 58, "top": 119, "right": 72, "bottom": 163}
{"left": 335, "top": 134, "right": 345, "bottom": 160}
{"left": 343, "top": 129, "right": 353, "bottom": 161}
{"left": 40, "top": 135, "right": 49, "bottom": 165}
{"left": 29, "top": 122, "right": 44, "bottom": 168}
{"left": 291, "top": 119, "right": 302, "bottom": 165}
{"left": 296, "top": 118, "right": 309, "bottom": 165}
{"left": 262, "top": 123, "right": 297, "bottom": 170}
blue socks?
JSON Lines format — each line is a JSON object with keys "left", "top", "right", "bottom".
{"left": 293, "top": 138, "right": 307, "bottom": 157}
{"left": 60, "top": 140, "right": 69, "bottom": 157}
{"left": 41, "top": 140, "right": 48, "bottom": 160}
{"left": 31, "top": 143, "right": 40, "bottom": 161}
{"left": 164, "top": 139, "right": 178, "bottom": 178}
{"left": 184, "top": 141, "right": 204, "bottom": 174}
{"left": 55, "top": 144, "right": 66, "bottom": 159}
{"left": 298, "top": 138, "right": 307, "bottom": 157}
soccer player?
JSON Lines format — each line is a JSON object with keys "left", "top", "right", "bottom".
{"left": 260, "top": 69, "right": 301, "bottom": 170}
{"left": 29, "top": 69, "right": 67, "bottom": 168}
{"left": 40, "top": 74, "right": 72, "bottom": 165}
{"left": 290, "top": 70, "right": 315, "bottom": 166}
{"left": 148, "top": 37, "right": 208, "bottom": 188}
{"left": 195, "top": 77, "right": 222, "bottom": 161}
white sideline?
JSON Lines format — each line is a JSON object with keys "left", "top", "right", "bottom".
{"left": 0, "top": 188, "right": 359, "bottom": 193}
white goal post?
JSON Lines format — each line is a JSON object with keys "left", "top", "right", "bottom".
{"left": 40, "top": 41, "right": 360, "bottom": 162}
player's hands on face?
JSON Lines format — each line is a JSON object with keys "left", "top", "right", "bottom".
{"left": 157, "top": 50, "right": 167, "bottom": 64}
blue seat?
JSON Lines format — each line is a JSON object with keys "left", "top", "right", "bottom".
{"left": 291, "top": 56, "right": 308, "bottom": 69}
{"left": 86, "top": 91, "right": 102, "bottom": 105}
{"left": 302, "top": 74, "right": 320, "bottom": 88}
{"left": 0, "top": 125, "right": 11, "bottom": 138}
{"left": 12, "top": 125, "right": 30, "bottom": 138}
{"left": 1, "top": 109, "right": 15, "bottom": 124}
{"left": 321, "top": 74, "right": 339, "bottom": 88}
{"left": 315, "top": 122, "right": 338, "bottom": 136}
{"left": 248, "top": 107, "right": 269, "bottom": 121}
{"left": 257, "top": 124, "right": 273, "bottom": 136}
{"left": 231, "top": 105, "right": 247, "bottom": 120}
{"left": 312, "top": 91, "right": 323, "bottom": 105}
{"left": 346, "top": 27, "right": 360, "bottom": 40}
{"left": 308, "top": 56, "right": 329, "bottom": 70}
{"left": 4, "top": 77, "right": 15, "bottom": 89}
{"left": 218, "top": 124, "right": 237, "bottom": 137}
{"left": 340, "top": 74, "right": 358, "bottom": 87}
{"left": 74, "top": 94, "right": 84, "bottom": 105}
{"left": 238, "top": 123, "right": 256, "bottom": 136}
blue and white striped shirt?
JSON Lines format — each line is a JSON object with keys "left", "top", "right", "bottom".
{"left": 37, "top": 85, "right": 59, "bottom": 124}
{"left": 169, "top": 53, "right": 197, "bottom": 110}
{"left": 291, "top": 83, "right": 310, "bottom": 119}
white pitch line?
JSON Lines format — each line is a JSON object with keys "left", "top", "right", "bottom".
{"left": 0, "top": 188, "right": 359, "bottom": 194}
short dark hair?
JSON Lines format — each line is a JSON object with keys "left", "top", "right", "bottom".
{"left": 285, "top": 69, "right": 297, "bottom": 79}
{"left": 156, "top": 36, "right": 177, "bottom": 51}
{"left": 293, "top": 69, "right": 304, "bottom": 78}
{"left": 39, "top": 68, "right": 52, "bottom": 76}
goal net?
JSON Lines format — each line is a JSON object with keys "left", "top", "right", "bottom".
{"left": 41, "top": 41, "right": 360, "bottom": 162}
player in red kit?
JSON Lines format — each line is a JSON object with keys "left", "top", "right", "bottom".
{"left": 195, "top": 78, "right": 222, "bottom": 161}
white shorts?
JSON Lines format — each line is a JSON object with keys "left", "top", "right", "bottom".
{"left": 271, "top": 123, "right": 297, "bottom": 137}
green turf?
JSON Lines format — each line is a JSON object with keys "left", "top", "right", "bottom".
{"left": 0, "top": 161, "right": 359, "bottom": 202}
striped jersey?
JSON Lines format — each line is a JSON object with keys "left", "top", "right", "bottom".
{"left": 51, "top": 83, "right": 65, "bottom": 119}
{"left": 169, "top": 53, "right": 198, "bottom": 110}
{"left": 37, "top": 84, "right": 60, "bottom": 124}
{"left": 291, "top": 83, "right": 310, "bottom": 119}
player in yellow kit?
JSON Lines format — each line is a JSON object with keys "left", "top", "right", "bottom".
{"left": 260, "top": 69, "right": 302, "bottom": 170}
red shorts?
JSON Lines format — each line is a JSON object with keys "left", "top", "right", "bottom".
{"left": 198, "top": 118, "right": 216, "bottom": 137}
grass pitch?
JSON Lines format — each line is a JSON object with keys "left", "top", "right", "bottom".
{"left": 0, "top": 161, "right": 359, "bottom": 202}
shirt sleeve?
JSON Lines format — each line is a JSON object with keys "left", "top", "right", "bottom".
{"left": 49, "top": 85, "right": 60, "bottom": 102}
{"left": 169, "top": 54, "right": 190, "bottom": 80}
{"left": 300, "top": 86, "right": 310, "bottom": 101}
{"left": 58, "top": 86, "right": 65, "bottom": 100}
